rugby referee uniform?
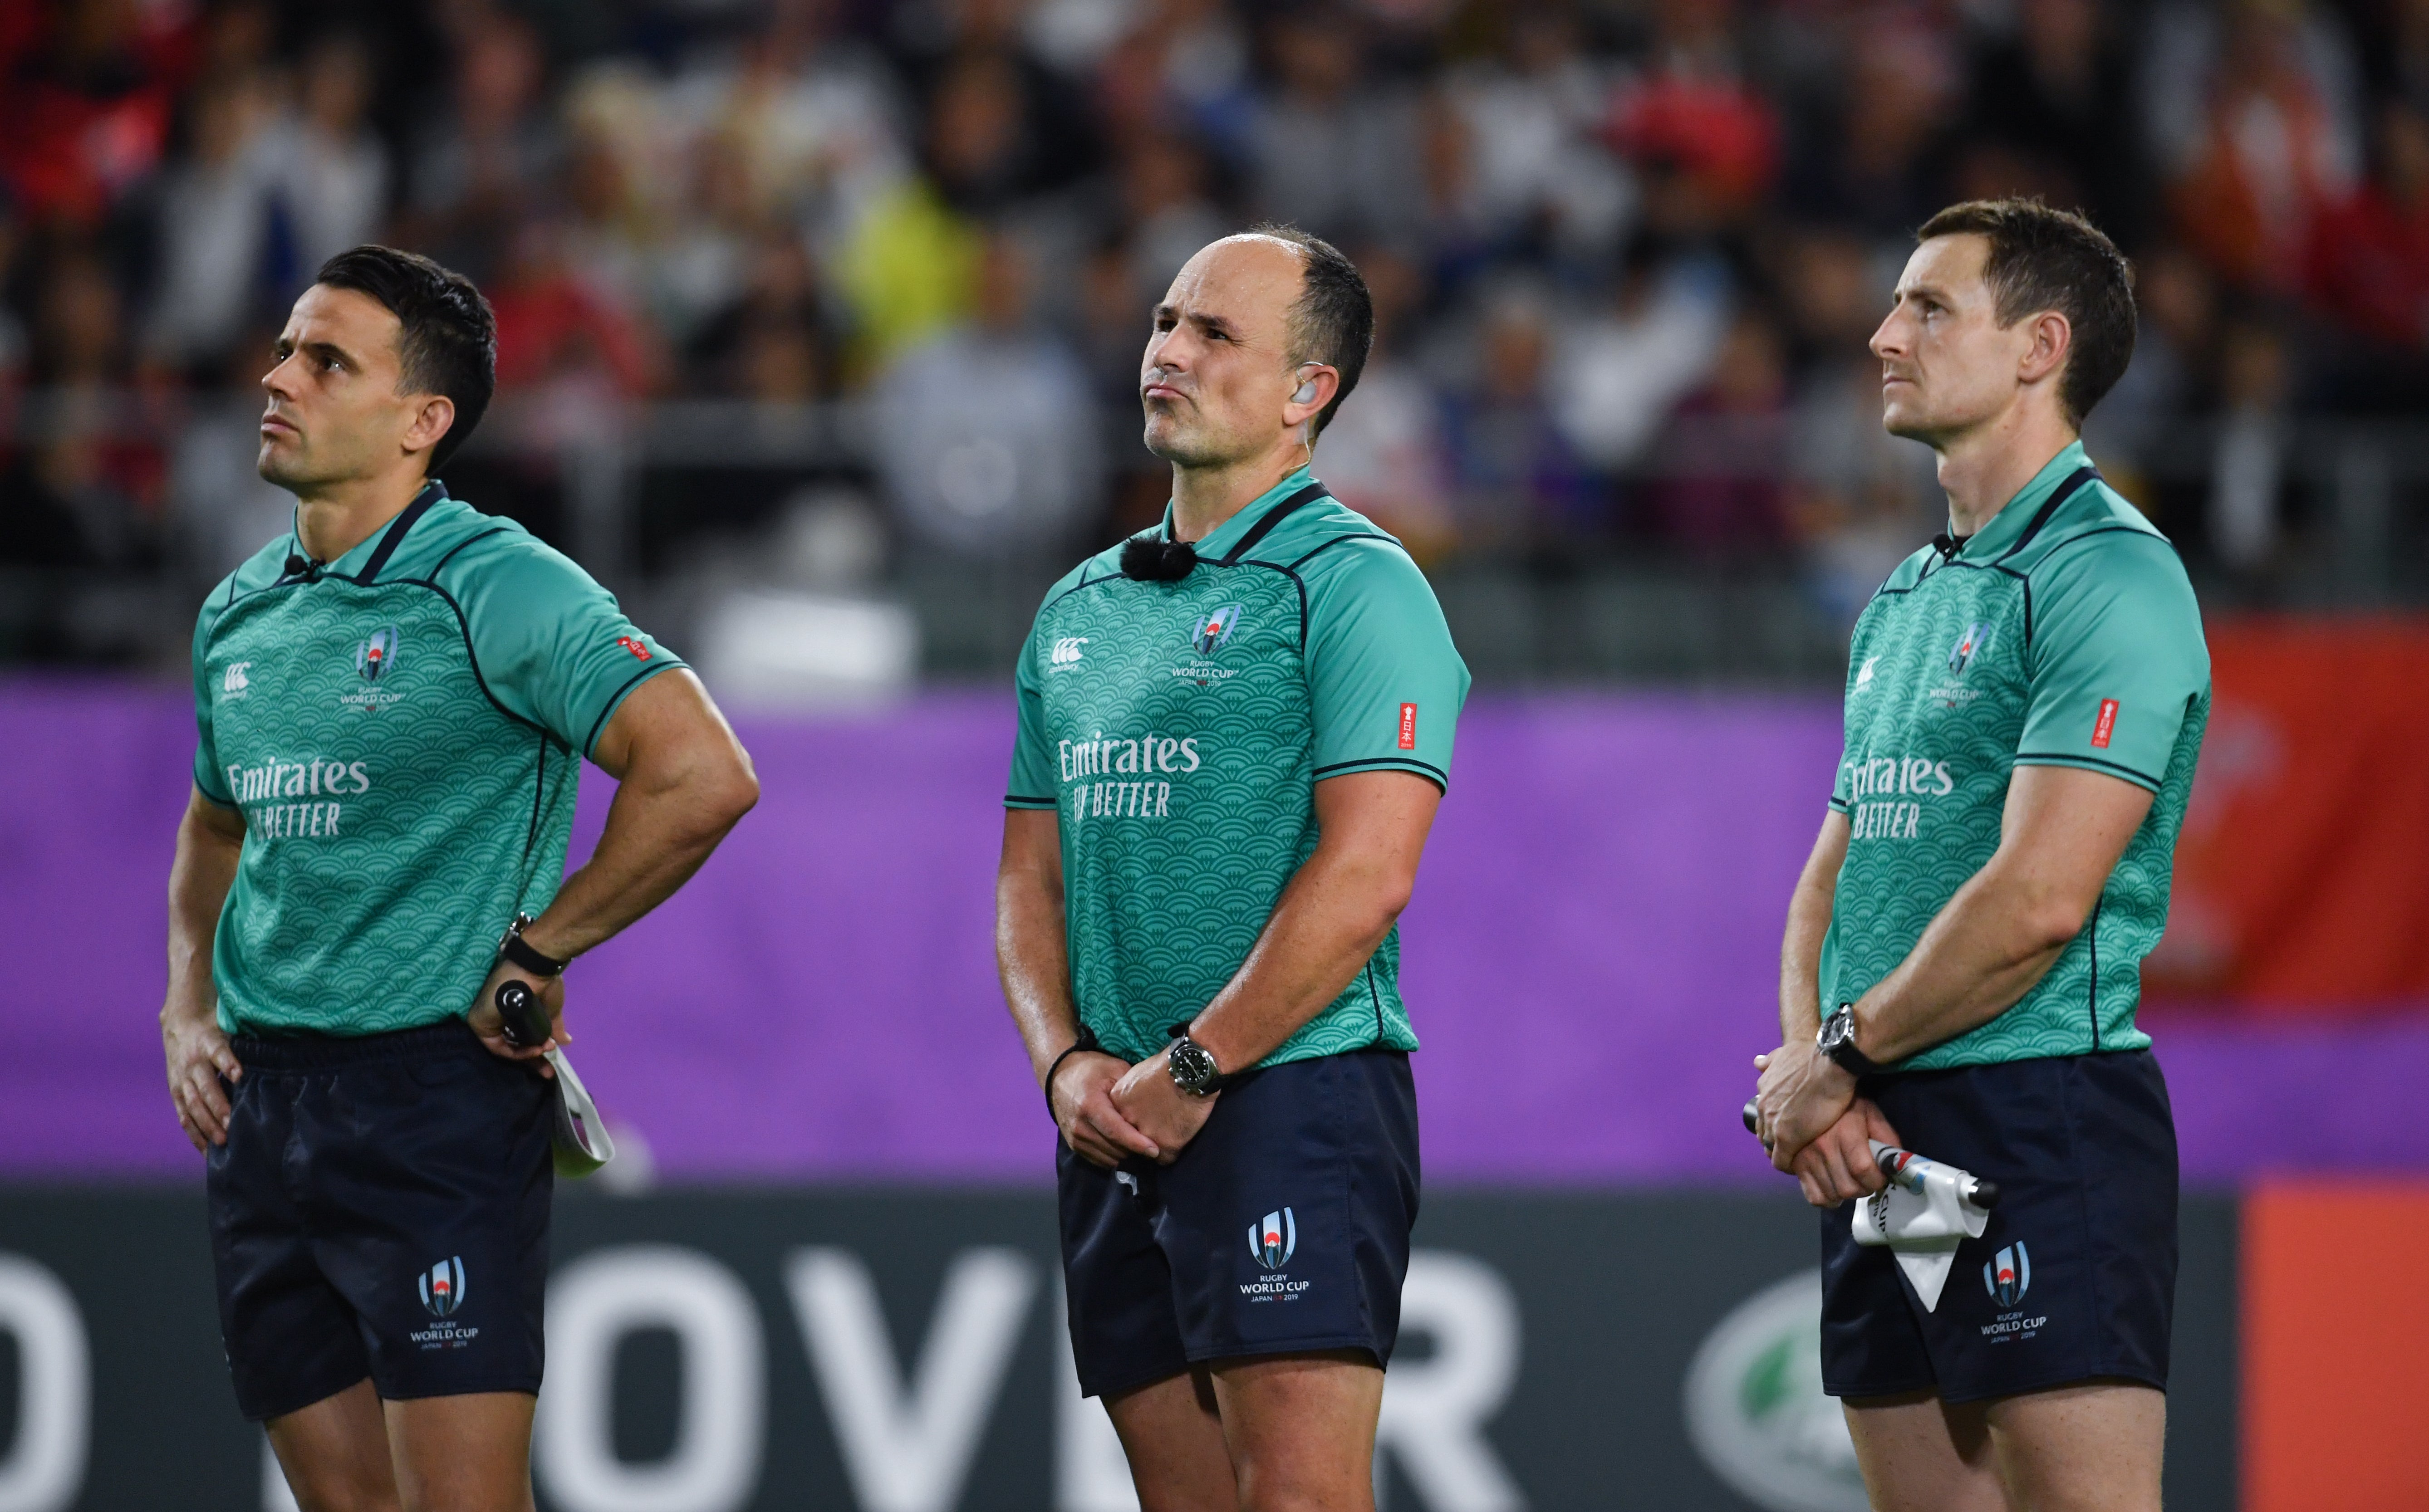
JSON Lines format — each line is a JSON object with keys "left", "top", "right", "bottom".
{"left": 1819, "top": 440, "right": 2209, "bottom": 1403}
{"left": 192, "top": 481, "right": 679, "bottom": 1419}
{"left": 1008, "top": 465, "right": 1468, "bottom": 1395}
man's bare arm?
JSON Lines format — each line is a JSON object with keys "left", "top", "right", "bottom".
{"left": 1110, "top": 771, "right": 1442, "bottom": 1160}
{"left": 996, "top": 808, "right": 1156, "bottom": 1168}
{"left": 1851, "top": 764, "right": 2153, "bottom": 1061}
{"left": 1779, "top": 812, "right": 1848, "bottom": 1041}
{"left": 162, "top": 788, "right": 246, "bottom": 1150}
{"left": 1761, "top": 812, "right": 1903, "bottom": 1206}
{"left": 1757, "top": 765, "right": 2152, "bottom": 1174}
{"left": 466, "top": 670, "right": 759, "bottom": 1062}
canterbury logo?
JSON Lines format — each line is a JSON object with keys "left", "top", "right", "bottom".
{"left": 222, "top": 662, "right": 251, "bottom": 693}
{"left": 1050, "top": 637, "right": 1088, "bottom": 665}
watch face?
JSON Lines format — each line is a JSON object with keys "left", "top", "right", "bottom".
{"left": 1171, "top": 1041, "right": 1212, "bottom": 1091}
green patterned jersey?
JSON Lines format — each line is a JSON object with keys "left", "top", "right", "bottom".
{"left": 191, "top": 483, "right": 681, "bottom": 1037}
{"left": 1006, "top": 468, "right": 1470, "bottom": 1067}
{"left": 1821, "top": 442, "right": 2210, "bottom": 1070}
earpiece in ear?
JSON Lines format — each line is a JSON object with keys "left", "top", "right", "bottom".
{"left": 1294, "top": 380, "right": 1319, "bottom": 405}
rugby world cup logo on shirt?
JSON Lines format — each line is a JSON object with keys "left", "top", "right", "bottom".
{"left": 420, "top": 1257, "right": 466, "bottom": 1318}
{"left": 355, "top": 625, "right": 402, "bottom": 682}
{"left": 1946, "top": 621, "right": 1993, "bottom": 676}
{"left": 1192, "top": 604, "right": 1242, "bottom": 656}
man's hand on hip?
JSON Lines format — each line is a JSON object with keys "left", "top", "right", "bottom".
{"left": 1111, "top": 1049, "right": 1217, "bottom": 1166}
{"left": 465, "top": 962, "right": 566, "bottom": 1078}
{"left": 163, "top": 1005, "right": 243, "bottom": 1151}
{"left": 1053, "top": 1051, "right": 1160, "bottom": 1168}
{"left": 1754, "top": 1036, "right": 1858, "bottom": 1174}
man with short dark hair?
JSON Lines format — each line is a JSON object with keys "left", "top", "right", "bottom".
{"left": 996, "top": 225, "right": 1468, "bottom": 1510}
{"left": 162, "top": 246, "right": 759, "bottom": 1511}
{"left": 1752, "top": 199, "right": 2207, "bottom": 1512}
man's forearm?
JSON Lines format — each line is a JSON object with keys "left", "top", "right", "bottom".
{"left": 164, "top": 798, "right": 243, "bottom": 1027}
{"left": 1853, "top": 866, "right": 2076, "bottom": 1062}
{"left": 1185, "top": 845, "right": 1407, "bottom": 1072}
{"left": 527, "top": 773, "right": 748, "bottom": 961}
{"left": 996, "top": 810, "right": 1087, "bottom": 1083}
{"left": 1778, "top": 815, "right": 1846, "bottom": 1041}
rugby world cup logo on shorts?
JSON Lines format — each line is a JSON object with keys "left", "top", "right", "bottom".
{"left": 1984, "top": 1243, "right": 2030, "bottom": 1308}
{"left": 356, "top": 625, "right": 402, "bottom": 682}
{"left": 1250, "top": 1209, "right": 1296, "bottom": 1271}
{"left": 1192, "top": 605, "right": 1242, "bottom": 656}
{"left": 420, "top": 1256, "right": 467, "bottom": 1318}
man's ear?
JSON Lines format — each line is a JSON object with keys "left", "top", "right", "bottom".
{"left": 402, "top": 394, "right": 457, "bottom": 460}
{"left": 2018, "top": 310, "right": 2072, "bottom": 390}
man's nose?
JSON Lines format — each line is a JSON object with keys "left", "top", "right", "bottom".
{"left": 1869, "top": 312, "right": 1905, "bottom": 361}
{"left": 261, "top": 353, "right": 296, "bottom": 396}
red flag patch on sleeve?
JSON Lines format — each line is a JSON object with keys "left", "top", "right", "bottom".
{"left": 1398, "top": 703, "right": 1418, "bottom": 750}
{"left": 2091, "top": 698, "right": 2119, "bottom": 749}
{"left": 617, "top": 636, "right": 652, "bottom": 660}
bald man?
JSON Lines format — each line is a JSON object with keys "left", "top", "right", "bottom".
{"left": 995, "top": 226, "right": 1470, "bottom": 1511}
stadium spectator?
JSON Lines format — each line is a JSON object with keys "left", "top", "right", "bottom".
{"left": 1249, "top": 8, "right": 1426, "bottom": 245}
{"left": 2145, "top": 0, "right": 2361, "bottom": 293}
{"left": 405, "top": 11, "right": 559, "bottom": 281}
{"left": 265, "top": 33, "right": 388, "bottom": 279}
{"left": 1954, "top": 0, "right": 2149, "bottom": 246}
{"left": 1308, "top": 243, "right": 1453, "bottom": 558}
{"left": 2305, "top": 99, "right": 2429, "bottom": 409}
{"left": 873, "top": 227, "right": 1099, "bottom": 554}
{"left": 1443, "top": 279, "right": 1593, "bottom": 548}
{"left": 1643, "top": 304, "right": 1791, "bottom": 553}
{"left": 0, "top": 0, "right": 189, "bottom": 228}
{"left": 1550, "top": 236, "right": 1732, "bottom": 474}
{"left": 144, "top": 69, "right": 283, "bottom": 376}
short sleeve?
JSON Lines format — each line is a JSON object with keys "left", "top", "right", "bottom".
{"left": 451, "top": 536, "right": 684, "bottom": 757}
{"left": 191, "top": 598, "right": 235, "bottom": 806}
{"left": 1006, "top": 615, "right": 1058, "bottom": 808}
{"left": 2016, "top": 532, "right": 2209, "bottom": 791}
{"left": 1305, "top": 540, "right": 1470, "bottom": 790}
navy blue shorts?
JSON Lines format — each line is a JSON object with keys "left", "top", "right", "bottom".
{"left": 1820, "top": 1048, "right": 2178, "bottom": 1405}
{"left": 207, "top": 1019, "right": 554, "bottom": 1421}
{"left": 1057, "top": 1048, "right": 1420, "bottom": 1399}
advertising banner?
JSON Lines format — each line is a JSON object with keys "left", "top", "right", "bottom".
{"left": 2146, "top": 618, "right": 2429, "bottom": 1008}
{"left": 0, "top": 1186, "right": 2236, "bottom": 1512}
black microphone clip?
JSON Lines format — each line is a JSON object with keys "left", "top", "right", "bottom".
{"left": 1119, "top": 535, "right": 1198, "bottom": 582}
{"left": 282, "top": 554, "right": 323, "bottom": 583}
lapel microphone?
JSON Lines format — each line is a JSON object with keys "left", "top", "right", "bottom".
{"left": 1120, "top": 535, "right": 1198, "bottom": 582}
{"left": 282, "top": 554, "right": 324, "bottom": 582}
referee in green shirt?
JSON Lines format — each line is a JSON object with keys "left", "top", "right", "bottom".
{"left": 162, "top": 247, "right": 757, "bottom": 1511}
{"left": 996, "top": 226, "right": 1467, "bottom": 1510}
{"left": 1752, "top": 201, "right": 2208, "bottom": 1512}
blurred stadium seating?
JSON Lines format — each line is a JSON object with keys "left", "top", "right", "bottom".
{"left": 5, "top": 0, "right": 2429, "bottom": 678}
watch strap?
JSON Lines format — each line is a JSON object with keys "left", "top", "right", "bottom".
{"left": 498, "top": 914, "right": 568, "bottom": 978}
{"left": 1819, "top": 1003, "right": 1885, "bottom": 1077}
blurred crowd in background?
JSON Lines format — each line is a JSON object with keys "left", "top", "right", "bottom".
{"left": 5, "top": 0, "right": 2429, "bottom": 673}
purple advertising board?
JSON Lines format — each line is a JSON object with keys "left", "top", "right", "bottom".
{"left": 5, "top": 680, "right": 2422, "bottom": 1184}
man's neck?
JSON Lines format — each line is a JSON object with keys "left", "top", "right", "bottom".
{"left": 1170, "top": 443, "right": 1307, "bottom": 544}
{"left": 1933, "top": 405, "right": 2078, "bottom": 539}
{"left": 293, "top": 470, "right": 431, "bottom": 565}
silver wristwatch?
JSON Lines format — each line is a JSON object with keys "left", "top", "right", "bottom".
{"left": 1167, "top": 1033, "right": 1227, "bottom": 1097}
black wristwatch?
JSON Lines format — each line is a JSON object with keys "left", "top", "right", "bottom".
{"left": 1166, "top": 1029, "right": 1228, "bottom": 1097}
{"left": 496, "top": 913, "right": 569, "bottom": 978}
{"left": 1816, "top": 1003, "right": 1885, "bottom": 1077}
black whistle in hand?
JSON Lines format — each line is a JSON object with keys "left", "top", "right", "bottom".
{"left": 495, "top": 979, "right": 553, "bottom": 1049}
